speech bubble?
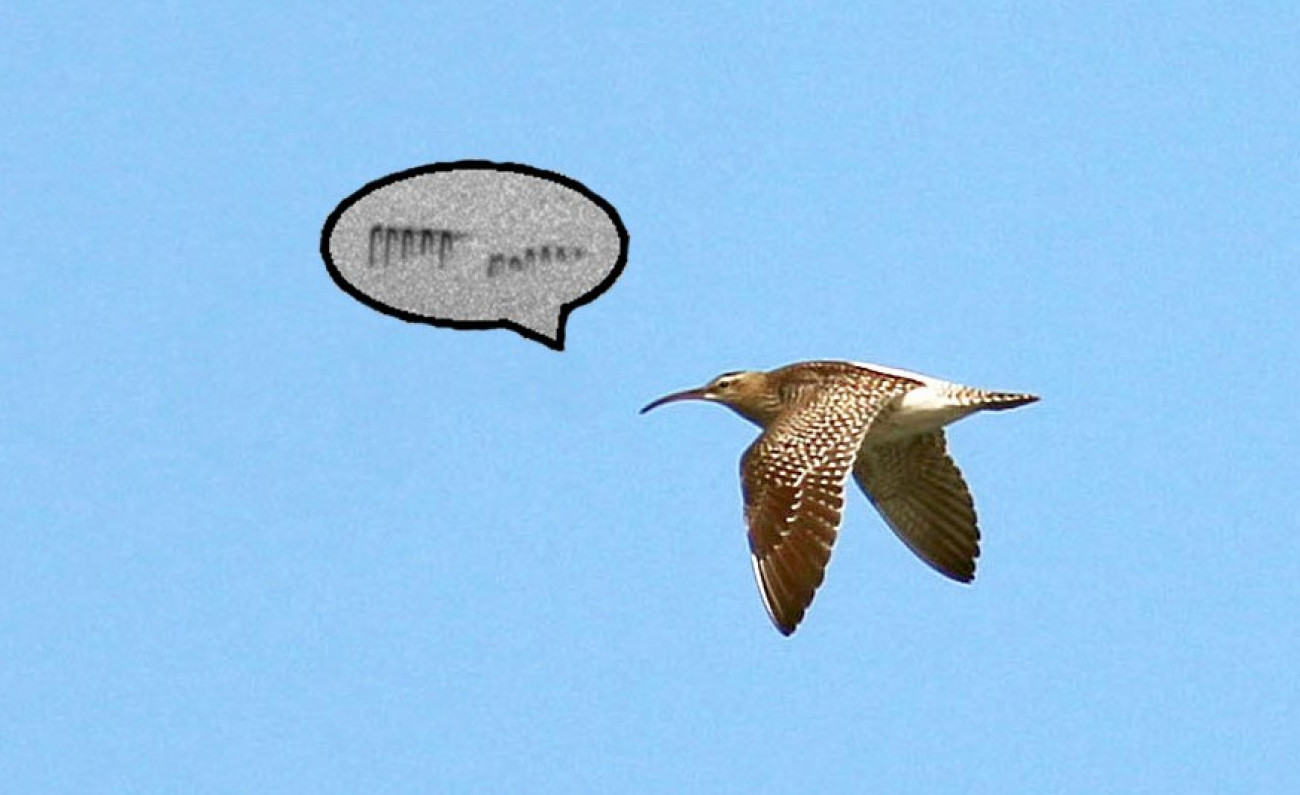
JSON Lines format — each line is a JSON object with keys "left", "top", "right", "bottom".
{"left": 321, "top": 161, "right": 629, "bottom": 351}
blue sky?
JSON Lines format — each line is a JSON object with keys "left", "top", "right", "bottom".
{"left": 4, "top": 2, "right": 1298, "bottom": 792}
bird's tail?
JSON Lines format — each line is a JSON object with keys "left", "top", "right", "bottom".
{"left": 977, "top": 390, "right": 1039, "bottom": 410}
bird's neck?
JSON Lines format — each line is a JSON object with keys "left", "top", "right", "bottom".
{"left": 724, "top": 396, "right": 784, "bottom": 428}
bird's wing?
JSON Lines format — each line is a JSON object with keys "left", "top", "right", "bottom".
{"left": 853, "top": 430, "right": 980, "bottom": 583}
{"left": 741, "top": 383, "right": 903, "bottom": 635}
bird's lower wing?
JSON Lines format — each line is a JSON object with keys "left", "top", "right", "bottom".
{"left": 742, "top": 384, "right": 905, "bottom": 635}
{"left": 853, "top": 430, "right": 980, "bottom": 582}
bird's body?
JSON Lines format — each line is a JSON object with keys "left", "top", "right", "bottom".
{"left": 641, "top": 360, "right": 1037, "bottom": 635}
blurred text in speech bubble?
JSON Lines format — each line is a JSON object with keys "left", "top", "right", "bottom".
{"left": 321, "top": 161, "right": 629, "bottom": 351}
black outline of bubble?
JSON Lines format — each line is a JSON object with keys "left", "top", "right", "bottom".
{"left": 320, "top": 160, "right": 629, "bottom": 352}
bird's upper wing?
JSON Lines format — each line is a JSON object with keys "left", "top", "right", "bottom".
{"left": 741, "top": 381, "right": 908, "bottom": 635}
{"left": 853, "top": 430, "right": 980, "bottom": 582}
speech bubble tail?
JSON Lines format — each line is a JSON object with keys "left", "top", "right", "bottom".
{"left": 504, "top": 307, "right": 566, "bottom": 351}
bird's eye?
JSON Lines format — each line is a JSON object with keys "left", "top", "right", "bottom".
{"left": 713, "top": 372, "right": 745, "bottom": 390}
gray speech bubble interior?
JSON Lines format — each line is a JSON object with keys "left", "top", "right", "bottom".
{"left": 321, "top": 161, "right": 628, "bottom": 350}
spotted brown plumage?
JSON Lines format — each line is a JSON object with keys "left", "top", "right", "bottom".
{"left": 641, "top": 360, "right": 1037, "bottom": 636}
{"left": 740, "top": 375, "right": 913, "bottom": 633}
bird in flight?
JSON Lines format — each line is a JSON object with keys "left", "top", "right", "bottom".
{"left": 641, "top": 360, "right": 1038, "bottom": 635}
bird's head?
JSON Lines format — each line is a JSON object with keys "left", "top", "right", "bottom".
{"left": 640, "top": 370, "right": 780, "bottom": 426}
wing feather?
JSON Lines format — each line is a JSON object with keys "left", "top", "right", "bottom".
{"left": 741, "top": 381, "right": 908, "bottom": 634}
{"left": 853, "top": 430, "right": 981, "bottom": 583}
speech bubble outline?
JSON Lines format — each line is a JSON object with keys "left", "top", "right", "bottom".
{"left": 320, "top": 160, "right": 629, "bottom": 351}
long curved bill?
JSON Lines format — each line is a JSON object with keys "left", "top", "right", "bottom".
{"left": 639, "top": 386, "right": 709, "bottom": 414}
